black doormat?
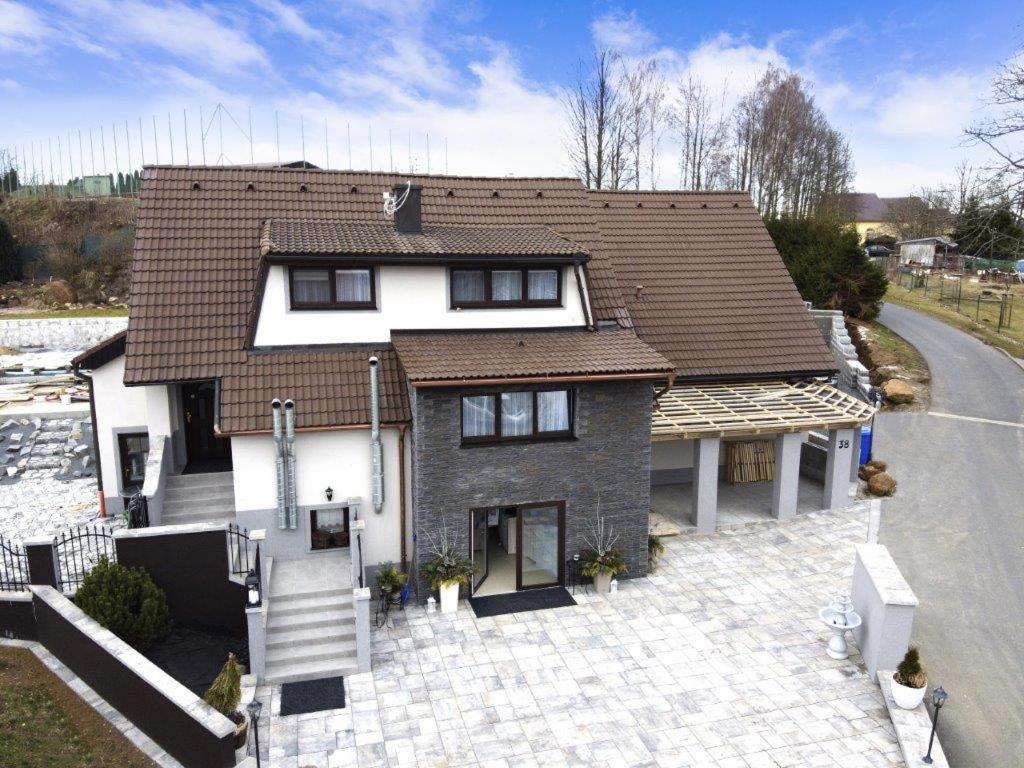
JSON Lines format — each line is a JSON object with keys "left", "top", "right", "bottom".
{"left": 144, "top": 628, "right": 249, "bottom": 697}
{"left": 279, "top": 676, "right": 346, "bottom": 716}
{"left": 469, "top": 587, "right": 576, "bottom": 618}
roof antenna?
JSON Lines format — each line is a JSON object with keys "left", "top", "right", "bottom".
{"left": 383, "top": 181, "right": 411, "bottom": 216}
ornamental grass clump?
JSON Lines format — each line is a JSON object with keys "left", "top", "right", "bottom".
{"left": 74, "top": 556, "right": 171, "bottom": 651}
{"left": 580, "top": 516, "right": 628, "bottom": 578}
{"left": 648, "top": 535, "right": 665, "bottom": 572}
{"left": 894, "top": 646, "right": 927, "bottom": 689}
{"left": 420, "top": 526, "right": 475, "bottom": 590}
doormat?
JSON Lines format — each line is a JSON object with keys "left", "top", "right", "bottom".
{"left": 469, "top": 587, "right": 576, "bottom": 618}
{"left": 279, "top": 676, "right": 346, "bottom": 716}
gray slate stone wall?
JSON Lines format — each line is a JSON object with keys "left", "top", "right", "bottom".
{"left": 410, "top": 380, "right": 653, "bottom": 596}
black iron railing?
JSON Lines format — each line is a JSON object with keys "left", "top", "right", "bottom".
{"left": 54, "top": 524, "right": 116, "bottom": 592}
{"left": 227, "top": 523, "right": 253, "bottom": 577}
{"left": 0, "top": 535, "right": 28, "bottom": 591}
{"left": 125, "top": 492, "right": 150, "bottom": 529}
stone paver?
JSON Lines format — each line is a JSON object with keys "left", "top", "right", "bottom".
{"left": 254, "top": 503, "right": 903, "bottom": 768}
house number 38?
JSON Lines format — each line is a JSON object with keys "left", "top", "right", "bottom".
{"left": 838, "top": 439, "right": 850, "bottom": 449}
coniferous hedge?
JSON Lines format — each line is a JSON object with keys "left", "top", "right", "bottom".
{"left": 75, "top": 557, "right": 171, "bottom": 651}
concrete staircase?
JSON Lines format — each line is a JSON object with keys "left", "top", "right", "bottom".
{"left": 264, "top": 554, "right": 358, "bottom": 684}
{"left": 161, "top": 472, "right": 236, "bottom": 525}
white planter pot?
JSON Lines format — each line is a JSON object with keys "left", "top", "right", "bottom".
{"left": 593, "top": 571, "right": 612, "bottom": 594}
{"left": 439, "top": 581, "right": 460, "bottom": 614}
{"left": 891, "top": 676, "right": 926, "bottom": 710}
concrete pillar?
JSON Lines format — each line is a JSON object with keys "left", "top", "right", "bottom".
{"left": 354, "top": 587, "right": 372, "bottom": 673}
{"left": 23, "top": 536, "right": 60, "bottom": 589}
{"left": 245, "top": 606, "right": 266, "bottom": 682}
{"left": 851, "top": 543, "right": 918, "bottom": 681}
{"left": 771, "top": 432, "right": 804, "bottom": 520}
{"left": 823, "top": 427, "right": 856, "bottom": 510}
{"left": 691, "top": 437, "right": 720, "bottom": 533}
{"left": 850, "top": 425, "right": 863, "bottom": 482}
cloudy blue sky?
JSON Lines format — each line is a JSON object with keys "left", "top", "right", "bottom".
{"left": 1, "top": 0, "right": 1020, "bottom": 195}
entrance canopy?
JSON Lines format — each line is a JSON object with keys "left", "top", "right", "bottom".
{"left": 652, "top": 380, "right": 875, "bottom": 441}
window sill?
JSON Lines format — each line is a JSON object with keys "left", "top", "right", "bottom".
{"left": 460, "top": 434, "right": 577, "bottom": 448}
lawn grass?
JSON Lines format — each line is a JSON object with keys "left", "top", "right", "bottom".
{"left": 884, "top": 281, "right": 1024, "bottom": 358}
{"left": 0, "top": 307, "right": 129, "bottom": 320}
{"left": 0, "top": 645, "right": 154, "bottom": 768}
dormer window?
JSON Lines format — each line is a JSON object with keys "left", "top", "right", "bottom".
{"left": 450, "top": 267, "right": 561, "bottom": 309}
{"left": 289, "top": 267, "right": 376, "bottom": 310}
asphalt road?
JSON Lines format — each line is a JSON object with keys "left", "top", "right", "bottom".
{"left": 874, "top": 302, "right": 1024, "bottom": 768}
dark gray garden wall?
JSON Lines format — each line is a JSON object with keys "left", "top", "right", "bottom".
{"left": 0, "top": 594, "right": 37, "bottom": 640}
{"left": 410, "top": 380, "right": 653, "bottom": 595}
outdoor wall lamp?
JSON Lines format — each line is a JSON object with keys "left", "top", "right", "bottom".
{"left": 922, "top": 685, "right": 948, "bottom": 764}
{"left": 245, "top": 569, "right": 261, "bottom": 607}
{"left": 246, "top": 698, "right": 264, "bottom": 767}
{"left": 325, "top": 486, "right": 334, "bottom": 501}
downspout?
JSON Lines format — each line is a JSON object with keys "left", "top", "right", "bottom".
{"left": 369, "top": 356, "right": 384, "bottom": 515}
{"left": 398, "top": 423, "right": 407, "bottom": 569}
{"left": 284, "top": 400, "right": 298, "bottom": 529}
{"left": 272, "top": 399, "right": 286, "bottom": 530}
{"left": 77, "top": 369, "right": 106, "bottom": 518}
{"left": 574, "top": 264, "right": 594, "bottom": 330}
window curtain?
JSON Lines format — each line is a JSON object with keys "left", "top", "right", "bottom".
{"left": 462, "top": 395, "right": 495, "bottom": 437}
{"left": 528, "top": 269, "right": 558, "bottom": 301}
{"left": 537, "top": 390, "right": 569, "bottom": 432}
{"left": 492, "top": 270, "right": 522, "bottom": 301}
{"left": 335, "top": 270, "right": 371, "bottom": 303}
{"left": 292, "top": 269, "right": 331, "bottom": 303}
{"left": 452, "top": 270, "right": 485, "bottom": 302}
{"left": 501, "top": 391, "right": 533, "bottom": 436}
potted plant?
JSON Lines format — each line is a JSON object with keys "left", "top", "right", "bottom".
{"left": 203, "top": 653, "right": 248, "bottom": 749}
{"left": 376, "top": 561, "right": 408, "bottom": 598}
{"left": 648, "top": 535, "right": 665, "bottom": 572}
{"left": 891, "top": 646, "right": 927, "bottom": 710}
{"left": 420, "top": 527, "right": 474, "bottom": 614}
{"left": 580, "top": 516, "right": 627, "bottom": 593}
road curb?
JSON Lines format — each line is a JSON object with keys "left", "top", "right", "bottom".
{"left": 995, "top": 346, "right": 1024, "bottom": 373}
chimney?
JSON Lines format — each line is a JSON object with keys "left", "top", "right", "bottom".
{"left": 394, "top": 183, "right": 422, "bottom": 233}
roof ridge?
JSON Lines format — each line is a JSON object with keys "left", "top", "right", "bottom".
{"left": 143, "top": 165, "right": 583, "bottom": 183}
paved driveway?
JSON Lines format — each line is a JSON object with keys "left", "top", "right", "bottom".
{"left": 874, "top": 302, "right": 1024, "bottom": 768}
{"left": 256, "top": 505, "right": 902, "bottom": 768}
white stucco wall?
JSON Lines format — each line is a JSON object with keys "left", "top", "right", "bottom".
{"left": 252, "top": 264, "right": 587, "bottom": 346}
{"left": 231, "top": 427, "right": 404, "bottom": 567}
{"left": 90, "top": 356, "right": 153, "bottom": 500}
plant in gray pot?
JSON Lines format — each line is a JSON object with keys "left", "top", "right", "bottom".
{"left": 891, "top": 646, "right": 927, "bottom": 710}
{"left": 580, "top": 515, "right": 627, "bottom": 594}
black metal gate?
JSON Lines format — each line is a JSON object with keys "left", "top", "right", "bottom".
{"left": 54, "top": 524, "right": 116, "bottom": 592}
{"left": 0, "top": 535, "right": 28, "bottom": 591}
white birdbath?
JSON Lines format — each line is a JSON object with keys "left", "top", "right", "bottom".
{"left": 818, "top": 594, "right": 862, "bottom": 660}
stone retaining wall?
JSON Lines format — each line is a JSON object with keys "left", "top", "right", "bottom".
{"left": 0, "top": 317, "right": 127, "bottom": 350}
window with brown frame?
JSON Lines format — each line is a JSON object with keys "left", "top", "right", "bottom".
{"left": 118, "top": 432, "right": 149, "bottom": 492}
{"left": 461, "top": 388, "right": 574, "bottom": 444}
{"left": 288, "top": 266, "right": 376, "bottom": 309}
{"left": 450, "top": 267, "right": 562, "bottom": 308}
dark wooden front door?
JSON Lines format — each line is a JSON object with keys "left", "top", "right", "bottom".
{"left": 182, "top": 381, "right": 231, "bottom": 466}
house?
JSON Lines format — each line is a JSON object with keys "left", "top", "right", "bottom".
{"left": 74, "top": 167, "right": 873, "bottom": 682}
{"left": 839, "top": 192, "right": 951, "bottom": 243}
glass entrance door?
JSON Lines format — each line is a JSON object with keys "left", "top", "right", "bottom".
{"left": 516, "top": 502, "right": 564, "bottom": 589}
{"left": 470, "top": 509, "right": 489, "bottom": 592}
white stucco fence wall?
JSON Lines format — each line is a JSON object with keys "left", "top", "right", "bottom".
{"left": 0, "top": 317, "right": 128, "bottom": 350}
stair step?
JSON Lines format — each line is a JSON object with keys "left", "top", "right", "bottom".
{"left": 166, "top": 472, "right": 234, "bottom": 490}
{"left": 264, "top": 657, "right": 360, "bottom": 685}
{"left": 163, "top": 500, "right": 235, "bottom": 515}
{"left": 266, "top": 608, "right": 355, "bottom": 633}
{"left": 266, "top": 638, "right": 358, "bottom": 666}
{"left": 268, "top": 594, "right": 352, "bottom": 617}
{"left": 160, "top": 509, "right": 235, "bottom": 525}
{"left": 164, "top": 487, "right": 235, "bottom": 504}
{"left": 265, "top": 625, "right": 357, "bottom": 649}
{"left": 270, "top": 587, "right": 351, "bottom": 603}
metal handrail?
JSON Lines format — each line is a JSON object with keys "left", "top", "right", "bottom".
{"left": 54, "top": 524, "right": 116, "bottom": 592}
{"left": 227, "top": 523, "right": 252, "bottom": 577}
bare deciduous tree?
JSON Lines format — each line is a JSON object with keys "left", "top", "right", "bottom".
{"left": 884, "top": 187, "right": 955, "bottom": 240}
{"left": 673, "top": 74, "right": 730, "bottom": 190}
{"left": 966, "top": 49, "right": 1024, "bottom": 214}
{"left": 563, "top": 50, "right": 625, "bottom": 190}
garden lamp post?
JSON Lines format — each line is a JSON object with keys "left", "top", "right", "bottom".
{"left": 246, "top": 698, "right": 263, "bottom": 767}
{"left": 922, "top": 686, "right": 948, "bottom": 764}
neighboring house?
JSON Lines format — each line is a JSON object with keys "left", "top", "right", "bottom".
{"left": 897, "top": 235, "right": 959, "bottom": 268}
{"left": 75, "top": 167, "right": 873, "bottom": 682}
{"left": 840, "top": 192, "right": 950, "bottom": 243}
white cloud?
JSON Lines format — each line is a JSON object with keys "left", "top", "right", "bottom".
{"left": 591, "top": 10, "right": 656, "bottom": 54}
{"left": 871, "top": 70, "right": 989, "bottom": 139}
{"left": 252, "top": 0, "right": 323, "bottom": 42}
{"left": 0, "top": 1, "right": 49, "bottom": 52}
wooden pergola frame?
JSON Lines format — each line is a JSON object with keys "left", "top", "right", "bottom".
{"left": 652, "top": 380, "right": 875, "bottom": 441}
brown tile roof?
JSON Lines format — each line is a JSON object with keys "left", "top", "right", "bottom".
{"left": 218, "top": 347, "right": 410, "bottom": 434}
{"left": 391, "top": 328, "right": 673, "bottom": 385}
{"left": 71, "top": 330, "right": 126, "bottom": 371}
{"left": 125, "top": 167, "right": 629, "bottom": 385}
{"left": 262, "top": 220, "right": 587, "bottom": 260}
{"left": 589, "top": 190, "right": 837, "bottom": 380}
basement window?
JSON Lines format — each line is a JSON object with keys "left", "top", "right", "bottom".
{"left": 450, "top": 267, "right": 562, "bottom": 308}
{"left": 310, "top": 507, "right": 350, "bottom": 550}
{"left": 289, "top": 267, "right": 376, "bottom": 309}
{"left": 461, "top": 389, "right": 573, "bottom": 444}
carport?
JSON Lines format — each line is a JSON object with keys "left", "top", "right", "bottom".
{"left": 652, "top": 381, "right": 875, "bottom": 532}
